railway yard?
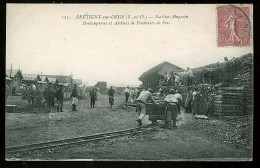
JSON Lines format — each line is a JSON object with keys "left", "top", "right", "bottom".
{"left": 5, "top": 94, "right": 252, "bottom": 160}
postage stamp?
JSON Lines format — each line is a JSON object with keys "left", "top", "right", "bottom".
{"left": 217, "top": 5, "right": 251, "bottom": 47}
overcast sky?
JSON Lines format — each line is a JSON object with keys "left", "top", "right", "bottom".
{"left": 6, "top": 4, "right": 253, "bottom": 86}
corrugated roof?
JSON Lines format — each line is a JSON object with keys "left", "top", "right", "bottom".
{"left": 139, "top": 61, "right": 184, "bottom": 79}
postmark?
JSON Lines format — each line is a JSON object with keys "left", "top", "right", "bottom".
{"left": 217, "top": 5, "right": 251, "bottom": 47}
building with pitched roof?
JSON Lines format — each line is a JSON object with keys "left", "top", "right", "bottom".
{"left": 6, "top": 69, "right": 23, "bottom": 93}
{"left": 138, "top": 61, "right": 184, "bottom": 91}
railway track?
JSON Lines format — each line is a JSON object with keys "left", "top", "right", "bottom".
{"left": 6, "top": 124, "right": 156, "bottom": 154}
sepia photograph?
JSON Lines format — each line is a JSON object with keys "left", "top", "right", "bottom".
{"left": 5, "top": 4, "right": 253, "bottom": 161}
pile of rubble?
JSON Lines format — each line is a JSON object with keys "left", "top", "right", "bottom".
{"left": 191, "top": 115, "right": 252, "bottom": 147}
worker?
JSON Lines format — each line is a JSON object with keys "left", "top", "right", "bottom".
{"left": 43, "top": 83, "right": 54, "bottom": 112}
{"left": 27, "top": 84, "right": 35, "bottom": 111}
{"left": 185, "top": 87, "right": 193, "bottom": 113}
{"left": 192, "top": 87, "right": 202, "bottom": 115}
{"left": 164, "top": 89, "right": 179, "bottom": 129}
{"left": 157, "top": 88, "right": 165, "bottom": 99}
{"left": 130, "top": 88, "right": 137, "bottom": 103}
{"left": 71, "top": 84, "right": 79, "bottom": 111}
{"left": 136, "top": 87, "right": 142, "bottom": 98}
{"left": 174, "top": 73, "right": 181, "bottom": 87}
{"left": 56, "top": 84, "right": 64, "bottom": 112}
{"left": 107, "top": 86, "right": 115, "bottom": 110}
{"left": 136, "top": 88, "right": 156, "bottom": 126}
{"left": 174, "top": 89, "right": 183, "bottom": 114}
{"left": 89, "top": 87, "right": 97, "bottom": 108}
{"left": 124, "top": 86, "right": 130, "bottom": 103}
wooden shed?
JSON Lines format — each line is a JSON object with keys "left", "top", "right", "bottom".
{"left": 138, "top": 61, "right": 184, "bottom": 91}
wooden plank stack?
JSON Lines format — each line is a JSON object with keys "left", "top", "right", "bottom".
{"left": 214, "top": 87, "right": 244, "bottom": 116}
{"left": 238, "top": 54, "right": 253, "bottom": 114}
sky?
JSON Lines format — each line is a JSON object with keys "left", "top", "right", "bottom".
{"left": 6, "top": 4, "right": 253, "bottom": 86}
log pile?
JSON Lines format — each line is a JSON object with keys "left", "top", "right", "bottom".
{"left": 214, "top": 87, "right": 244, "bottom": 116}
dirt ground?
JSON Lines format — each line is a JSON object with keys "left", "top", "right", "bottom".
{"left": 5, "top": 94, "right": 252, "bottom": 161}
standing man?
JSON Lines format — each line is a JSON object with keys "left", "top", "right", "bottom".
{"left": 185, "top": 87, "right": 193, "bottom": 113}
{"left": 71, "top": 84, "right": 79, "bottom": 111}
{"left": 124, "top": 86, "right": 130, "bottom": 103}
{"left": 192, "top": 87, "right": 202, "bottom": 115}
{"left": 167, "top": 71, "right": 175, "bottom": 87}
{"left": 49, "top": 83, "right": 55, "bottom": 113}
{"left": 27, "top": 84, "right": 35, "bottom": 111}
{"left": 136, "top": 88, "right": 156, "bottom": 126}
{"left": 89, "top": 87, "right": 97, "bottom": 108}
{"left": 107, "top": 86, "right": 115, "bottom": 109}
{"left": 129, "top": 88, "right": 136, "bottom": 103}
{"left": 174, "top": 73, "right": 181, "bottom": 87}
{"left": 43, "top": 83, "right": 53, "bottom": 112}
{"left": 164, "top": 89, "right": 179, "bottom": 129}
{"left": 174, "top": 89, "right": 183, "bottom": 114}
{"left": 56, "top": 84, "right": 64, "bottom": 112}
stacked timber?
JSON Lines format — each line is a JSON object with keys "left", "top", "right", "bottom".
{"left": 239, "top": 54, "right": 253, "bottom": 88}
{"left": 214, "top": 87, "right": 244, "bottom": 116}
{"left": 239, "top": 54, "right": 253, "bottom": 114}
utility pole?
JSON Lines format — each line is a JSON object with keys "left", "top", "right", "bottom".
{"left": 10, "top": 64, "right": 12, "bottom": 77}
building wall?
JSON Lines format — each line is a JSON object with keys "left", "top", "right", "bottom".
{"left": 158, "top": 64, "right": 183, "bottom": 76}
{"left": 140, "top": 74, "right": 161, "bottom": 92}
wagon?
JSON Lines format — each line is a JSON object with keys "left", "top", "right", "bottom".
{"left": 146, "top": 100, "right": 167, "bottom": 123}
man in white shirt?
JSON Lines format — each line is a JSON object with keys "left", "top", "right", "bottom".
{"left": 164, "top": 89, "right": 178, "bottom": 129}
{"left": 136, "top": 88, "right": 156, "bottom": 126}
{"left": 174, "top": 73, "right": 181, "bottom": 87}
{"left": 124, "top": 86, "right": 130, "bottom": 103}
{"left": 174, "top": 90, "right": 183, "bottom": 114}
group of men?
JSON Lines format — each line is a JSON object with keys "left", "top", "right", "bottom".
{"left": 25, "top": 82, "right": 78, "bottom": 112}
{"left": 42, "top": 82, "right": 66, "bottom": 112}
{"left": 135, "top": 87, "right": 182, "bottom": 129}
{"left": 124, "top": 86, "right": 139, "bottom": 103}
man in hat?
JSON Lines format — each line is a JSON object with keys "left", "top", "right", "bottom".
{"left": 185, "top": 87, "right": 193, "bottom": 113}
{"left": 107, "top": 86, "right": 115, "bottom": 110}
{"left": 56, "top": 84, "right": 64, "bottom": 112}
{"left": 174, "top": 89, "right": 183, "bottom": 114}
{"left": 71, "top": 84, "right": 79, "bottom": 111}
{"left": 43, "top": 82, "right": 54, "bottom": 112}
{"left": 164, "top": 89, "right": 179, "bottom": 129}
{"left": 136, "top": 87, "right": 142, "bottom": 98}
{"left": 124, "top": 86, "right": 130, "bottom": 103}
{"left": 27, "top": 84, "right": 36, "bottom": 111}
{"left": 136, "top": 88, "right": 156, "bottom": 126}
{"left": 89, "top": 87, "right": 97, "bottom": 108}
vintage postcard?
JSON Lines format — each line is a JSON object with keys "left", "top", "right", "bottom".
{"left": 6, "top": 4, "right": 253, "bottom": 161}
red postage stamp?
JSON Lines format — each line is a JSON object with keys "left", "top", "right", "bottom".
{"left": 217, "top": 5, "right": 251, "bottom": 47}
